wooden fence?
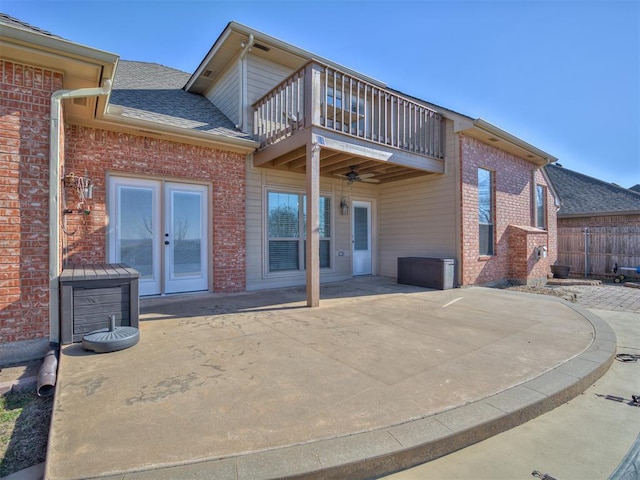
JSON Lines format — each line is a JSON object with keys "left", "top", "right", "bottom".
{"left": 557, "top": 226, "right": 640, "bottom": 279}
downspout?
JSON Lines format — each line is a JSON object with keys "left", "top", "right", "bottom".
{"left": 49, "top": 80, "right": 112, "bottom": 344}
{"left": 238, "top": 34, "right": 254, "bottom": 132}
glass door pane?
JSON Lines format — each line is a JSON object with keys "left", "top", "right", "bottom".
{"left": 352, "top": 201, "right": 372, "bottom": 275}
{"left": 165, "top": 183, "right": 208, "bottom": 293}
{"left": 109, "top": 178, "right": 160, "bottom": 296}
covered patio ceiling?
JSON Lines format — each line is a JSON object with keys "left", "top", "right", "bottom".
{"left": 257, "top": 145, "right": 435, "bottom": 184}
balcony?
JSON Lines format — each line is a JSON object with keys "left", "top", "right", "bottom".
{"left": 253, "top": 62, "right": 446, "bottom": 182}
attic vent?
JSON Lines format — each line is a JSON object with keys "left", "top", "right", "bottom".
{"left": 203, "top": 70, "right": 213, "bottom": 78}
{"left": 488, "top": 137, "right": 499, "bottom": 142}
{"left": 253, "top": 43, "right": 271, "bottom": 52}
{"left": 73, "top": 97, "right": 87, "bottom": 106}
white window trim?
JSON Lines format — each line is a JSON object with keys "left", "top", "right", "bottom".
{"left": 263, "top": 186, "right": 334, "bottom": 278}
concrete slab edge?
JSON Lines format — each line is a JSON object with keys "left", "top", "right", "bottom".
{"left": 86, "top": 298, "right": 618, "bottom": 480}
{"left": 0, "top": 338, "right": 49, "bottom": 367}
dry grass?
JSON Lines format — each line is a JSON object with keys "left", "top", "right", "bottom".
{"left": 0, "top": 387, "right": 52, "bottom": 477}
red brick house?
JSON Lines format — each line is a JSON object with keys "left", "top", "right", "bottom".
{"left": 0, "top": 17, "right": 558, "bottom": 362}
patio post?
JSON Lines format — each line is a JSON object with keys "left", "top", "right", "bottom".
{"left": 306, "top": 141, "right": 321, "bottom": 306}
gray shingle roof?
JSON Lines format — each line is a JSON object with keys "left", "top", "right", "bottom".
{"left": 110, "top": 61, "right": 252, "bottom": 141}
{"left": 630, "top": 184, "right": 640, "bottom": 193}
{"left": 0, "top": 13, "right": 62, "bottom": 38}
{"left": 545, "top": 164, "right": 640, "bottom": 216}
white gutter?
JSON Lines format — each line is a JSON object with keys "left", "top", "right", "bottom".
{"left": 49, "top": 80, "right": 112, "bottom": 343}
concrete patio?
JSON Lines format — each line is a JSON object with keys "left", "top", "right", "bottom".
{"left": 45, "top": 278, "right": 616, "bottom": 479}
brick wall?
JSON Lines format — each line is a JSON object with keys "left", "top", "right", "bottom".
{"left": 459, "top": 135, "right": 557, "bottom": 285}
{"left": 508, "top": 226, "right": 550, "bottom": 286}
{"left": 0, "top": 60, "right": 63, "bottom": 343}
{"left": 63, "top": 125, "right": 246, "bottom": 292}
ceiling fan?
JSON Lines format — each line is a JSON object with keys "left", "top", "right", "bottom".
{"left": 336, "top": 166, "right": 380, "bottom": 184}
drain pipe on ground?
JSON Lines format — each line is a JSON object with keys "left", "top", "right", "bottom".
{"left": 37, "top": 344, "right": 59, "bottom": 397}
{"left": 45, "top": 81, "right": 112, "bottom": 395}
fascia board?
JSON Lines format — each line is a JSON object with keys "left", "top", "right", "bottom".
{"left": 540, "top": 167, "right": 561, "bottom": 207}
{"left": 97, "top": 113, "right": 258, "bottom": 153}
{"left": 186, "top": 21, "right": 386, "bottom": 91}
{"left": 1, "top": 23, "right": 118, "bottom": 66}
{"left": 473, "top": 118, "right": 558, "bottom": 164}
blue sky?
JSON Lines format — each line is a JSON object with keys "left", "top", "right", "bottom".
{"left": 4, "top": 0, "right": 639, "bottom": 187}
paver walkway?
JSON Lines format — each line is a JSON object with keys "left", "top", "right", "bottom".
{"left": 568, "top": 283, "right": 640, "bottom": 313}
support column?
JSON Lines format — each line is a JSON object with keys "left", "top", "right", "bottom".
{"left": 306, "top": 141, "right": 321, "bottom": 307}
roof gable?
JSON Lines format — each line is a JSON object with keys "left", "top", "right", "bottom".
{"left": 108, "top": 60, "right": 252, "bottom": 141}
{"left": 545, "top": 164, "right": 640, "bottom": 216}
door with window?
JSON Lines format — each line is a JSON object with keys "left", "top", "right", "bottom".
{"left": 109, "top": 177, "right": 208, "bottom": 296}
{"left": 352, "top": 200, "right": 372, "bottom": 275}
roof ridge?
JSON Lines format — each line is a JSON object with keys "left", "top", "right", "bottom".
{"left": 118, "top": 59, "right": 190, "bottom": 75}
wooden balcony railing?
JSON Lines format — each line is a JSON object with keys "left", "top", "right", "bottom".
{"left": 253, "top": 62, "right": 445, "bottom": 159}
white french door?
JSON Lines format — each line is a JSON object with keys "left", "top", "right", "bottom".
{"left": 164, "top": 183, "right": 208, "bottom": 294}
{"left": 352, "top": 200, "right": 372, "bottom": 276}
{"left": 109, "top": 177, "right": 208, "bottom": 296}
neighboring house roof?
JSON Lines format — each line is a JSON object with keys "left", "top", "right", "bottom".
{"left": 630, "top": 184, "right": 640, "bottom": 193}
{"left": 109, "top": 60, "right": 252, "bottom": 141}
{"left": 545, "top": 164, "right": 640, "bottom": 217}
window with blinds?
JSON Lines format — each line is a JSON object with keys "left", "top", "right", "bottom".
{"left": 267, "top": 191, "right": 331, "bottom": 272}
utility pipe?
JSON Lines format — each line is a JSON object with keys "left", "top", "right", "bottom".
{"left": 36, "top": 344, "right": 59, "bottom": 397}
{"left": 49, "top": 80, "right": 112, "bottom": 343}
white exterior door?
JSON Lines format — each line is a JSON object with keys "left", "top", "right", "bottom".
{"left": 109, "top": 177, "right": 208, "bottom": 295}
{"left": 352, "top": 200, "right": 372, "bottom": 276}
{"left": 164, "top": 183, "right": 208, "bottom": 294}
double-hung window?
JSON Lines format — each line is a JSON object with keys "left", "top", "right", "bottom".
{"left": 478, "top": 168, "right": 494, "bottom": 256}
{"left": 267, "top": 191, "right": 331, "bottom": 273}
{"left": 535, "top": 184, "right": 547, "bottom": 229}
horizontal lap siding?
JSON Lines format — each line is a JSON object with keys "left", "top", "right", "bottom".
{"left": 246, "top": 55, "right": 295, "bottom": 135}
{"left": 378, "top": 119, "right": 458, "bottom": 278}
{"left": 378, "top": 172, "right": 457, "bottom": 278}
{"left": 206, "top": 63, "right": 240, "bottom": 127}
{"left": 246, "top": 161, "right": 376, "bottom": 290}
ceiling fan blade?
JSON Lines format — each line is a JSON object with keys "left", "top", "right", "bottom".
{"left": 358, "top": 173, "right": 376, "bottom": 179}
{"left": 360, "top": 177, "right": 380, "bottom": 183}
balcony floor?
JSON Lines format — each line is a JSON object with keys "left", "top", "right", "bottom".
{"left": 253, "top": 126, "right": 444, "bottom": 183}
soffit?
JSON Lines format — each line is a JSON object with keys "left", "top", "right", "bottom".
{"left": 1, "top": 29, "right": 117, "bottom": 123}
{"left": 457, "top": 119, "right": 557, "bottom": 167}
{"left": 188, "top": 29, "right": 308, "bottom": 94}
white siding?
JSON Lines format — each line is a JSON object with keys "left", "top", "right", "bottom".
{"left": 206, "top": 62, "right": 240, "bottom": 126}
{"left": 378, "top": 119, "right": 459, "bottom": 278}
{"left": 246, "top": 157, "right": 378, "bottom": 290}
